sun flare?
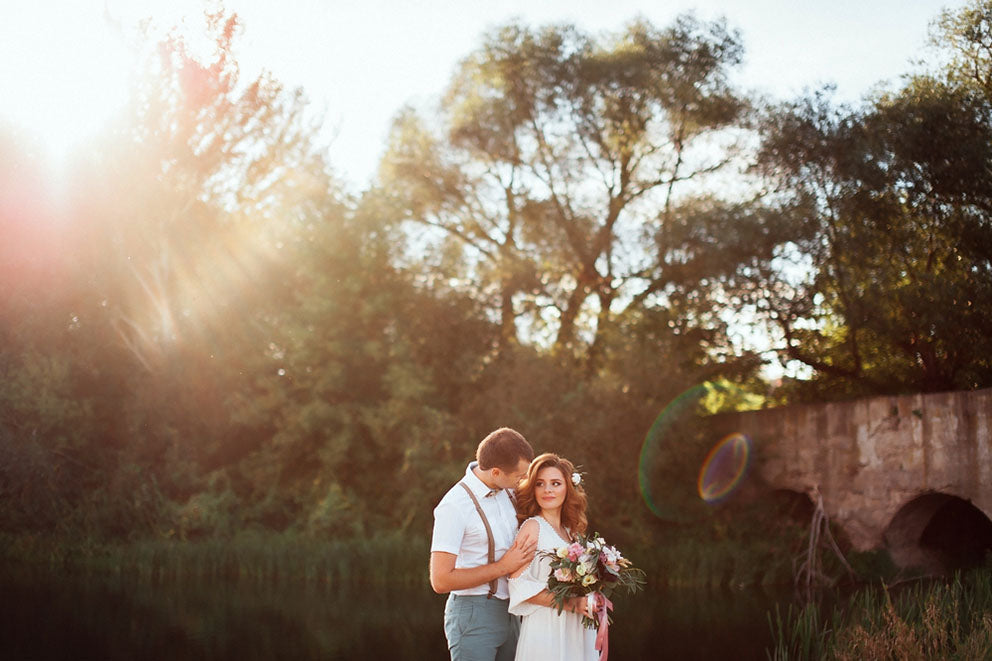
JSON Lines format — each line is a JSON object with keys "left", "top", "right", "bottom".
{"left": 0, "top": 4, "right": 135, "bottom": 167}
{"left": 0, "top": 1, "right": 213, "bottom": 169}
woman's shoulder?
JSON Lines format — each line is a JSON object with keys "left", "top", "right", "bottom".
{"left": 519, "top": 516, "right": 541, "bottom": 532}
{"left": 515, "top": 516, "right": 541, "bottom": 539}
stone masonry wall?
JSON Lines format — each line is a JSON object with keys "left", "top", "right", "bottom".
{"left": 717, "top": 388, "right": 992, "bottom": 551}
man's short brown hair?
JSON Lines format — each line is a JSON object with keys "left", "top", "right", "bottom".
{"left": 476, "top": 427, "right": 534, "bottom": 471}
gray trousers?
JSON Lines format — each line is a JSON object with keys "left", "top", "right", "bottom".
{"left": 444, "top": 594, "right": 520, "bottom": 661}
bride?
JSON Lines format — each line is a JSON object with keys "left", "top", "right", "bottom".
{"left": 508, "top": 453, "right": 598, "bottom": 660}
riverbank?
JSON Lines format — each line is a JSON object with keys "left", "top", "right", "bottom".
{"left": 1, "top": 525, "right": 806, "bottom": 591}
{"left": 0, "top": 487, "right": 839, "bottom": 591}
{"left": 0, "top": 559, "right": 789, "bottom": 660}
{"left": 5, "top": 530, "right": 989, "bottom": 658}
{"left": 769, "top": 567, "right": 992, "bottom": 659}
{"left": 0, "top": 531, "right": 428, "bottom": 587}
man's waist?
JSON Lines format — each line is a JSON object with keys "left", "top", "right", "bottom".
{"left": 449, "top": 593, "right": 509, "bottom": 602}
{"left": 451, "top": 578, "right": 509, "bottom": 599}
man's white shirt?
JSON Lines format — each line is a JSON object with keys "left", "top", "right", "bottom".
{"left": 431, "top": 462, "right": 519, "bottom": 599}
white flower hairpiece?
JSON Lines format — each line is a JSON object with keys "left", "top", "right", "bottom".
{"left": 571, "top": 471, "right": 582, "bottom": 486}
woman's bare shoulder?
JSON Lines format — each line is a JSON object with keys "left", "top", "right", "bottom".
{"left": 515, "top": 517, "right": 540, "bottom": 541}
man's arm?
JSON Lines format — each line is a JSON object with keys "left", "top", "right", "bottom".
{"left": 429, "top": 536, "right": 537, "bottom": 594}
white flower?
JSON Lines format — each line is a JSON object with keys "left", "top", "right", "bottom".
{"left": 601, "top": 546, "right": 619, "bottom": 564}
{"left": 571, "top": 472, "right": 581, "bottom": 486}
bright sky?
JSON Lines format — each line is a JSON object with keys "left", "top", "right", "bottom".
{"left": 0, "top": 0, "right": 969, "bottom": 188}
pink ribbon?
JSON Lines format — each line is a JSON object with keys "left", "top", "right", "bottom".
{"left": 593, "top": 592, "right": 614, "bottom": 660}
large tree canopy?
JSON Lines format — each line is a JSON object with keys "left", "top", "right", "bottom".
{"left": 380, "top": 15, "right": 770, "bottom": 367}
{"left": 0, "top": 11, "right": 341, "bottom": 536}
{"left": 751, "top": 0, "right": 992, "bottom": 397}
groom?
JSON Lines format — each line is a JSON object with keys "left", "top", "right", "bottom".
{"left": 430, "top": 427, "right": 537, "bottom": 661}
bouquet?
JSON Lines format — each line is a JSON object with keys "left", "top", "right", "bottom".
{"left": 543, "top": 532, "right": 646, "bottom": 659}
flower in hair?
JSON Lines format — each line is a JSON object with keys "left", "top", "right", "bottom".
{"left": 571, "top": 471, "right": 582, "bottom": 486}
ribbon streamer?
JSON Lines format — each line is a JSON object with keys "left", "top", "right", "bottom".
{"left": 593, "top": 592, "right": 614, "bottom": 660}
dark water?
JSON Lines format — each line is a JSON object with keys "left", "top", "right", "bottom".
{"left": 0, "top": 569, "right": 790, "bottom": 660}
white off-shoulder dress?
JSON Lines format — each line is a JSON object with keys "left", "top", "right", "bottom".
{"left": 508, "top": 516, "right": 598, "bottom": 660}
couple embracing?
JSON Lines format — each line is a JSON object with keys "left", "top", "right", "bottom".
{"left": 430, "top": 427, "right": 599, "bottom": 660}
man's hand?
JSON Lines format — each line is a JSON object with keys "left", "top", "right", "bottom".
{"left": 430, "top": 536, "right": 537, "bottom": 594}
{"left": 499, "top": 535, "right": 537, "bottom": 574}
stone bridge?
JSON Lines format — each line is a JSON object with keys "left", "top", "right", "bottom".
{"left": 715, "top": 388, "right": 992, "bottom": 570}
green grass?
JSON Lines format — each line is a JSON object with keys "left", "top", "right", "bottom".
{"left": 768, "top": 569, "right": 992, "bottom": 660}
{"left": 628, "top": 528, "right": 799, "bottom": 589}
{"left": 0, "top": 497, "right": 824, "bottom": 593}
{"left": 3, "top": 524, "right": 798, "bottom": 590}
{"left": 0, "top": 531, "right": 430, "bottom": 587}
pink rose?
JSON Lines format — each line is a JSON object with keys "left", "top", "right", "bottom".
{"left": 554, "top": 567, "right": 574, "bottom": 582}
{"left": 567, "top": 543, "right": 583, "bottom": 562}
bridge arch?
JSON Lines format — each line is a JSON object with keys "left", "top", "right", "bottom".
{"left": 883, "top": 492, "right": 992, "bottom": 572}
{"left": 768, "top": 488, "right": 815, "bottom": 523}
{"left": 715, "top": 387, "right": 992, "bottom": 565}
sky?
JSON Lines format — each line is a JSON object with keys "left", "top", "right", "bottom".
{"left": 0, "top": 0, "right": 970, "bottom": 189}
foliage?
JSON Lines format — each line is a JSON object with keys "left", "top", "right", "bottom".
{"left": 1, "top": 3, "right": 989, "bottom": 605}
{"left": 0, "top": 530, "right": 429, "bottom": 588}
{"left": 769, "top": 570, "right": 992, "bottom": 660}
{"left": 379, "top": 15, "right": 771, "bottom": 367}
{"left": 0, "top": 10, "right": 334, "bottom": 540}
{"left": 751, "top": 1, "right": 992, "bottom": 399}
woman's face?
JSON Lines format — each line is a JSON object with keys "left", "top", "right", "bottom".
{"left": 534, "top": 466, "right": 567, "bottom": 513}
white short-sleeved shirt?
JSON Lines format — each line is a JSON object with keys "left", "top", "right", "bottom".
{"left": 431, "top": 462, "right": 519, "bottom": 599}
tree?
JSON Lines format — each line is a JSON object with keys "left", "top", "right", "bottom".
{"left": 380, "top": 15, "right": 755, "bottom": 365}
{"left": 69, "top": 10, "right": 326, "bottom": 374}
{"left": 215, "top": 194, "right": 497, "bottom": 534}
{"left": 0, "top": 9, "right": 341, "bottom": 538}
{"left": 752, "top": 10, "right": 992, "bottom": 397}
{"left": 931, "top": 0, "right": 992, "bottom": 96}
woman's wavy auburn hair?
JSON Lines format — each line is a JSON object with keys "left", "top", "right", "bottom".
{"left": 515, "top": 453, "right": 587, "bottom": 535}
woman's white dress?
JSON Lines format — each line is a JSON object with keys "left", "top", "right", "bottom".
{"left": 508, "top": 516, "right": 598, "bottom": 660}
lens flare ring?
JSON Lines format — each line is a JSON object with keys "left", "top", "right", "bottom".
{"left": 697, "top": 433, "right": 752, "bottom": 504}
{"left": 637, "top": 384, "right": 710, "bottom": 521}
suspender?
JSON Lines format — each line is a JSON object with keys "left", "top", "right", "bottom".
{"left": 459, "top": 482, "right": 498, "bottom": 599}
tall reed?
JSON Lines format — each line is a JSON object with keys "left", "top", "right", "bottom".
{"left": 769, "top": 569, "right": 992, "bottom": 660}
{"left": 631, "top": 536, "right": 794, "bottom": 589}
{"left": 0, "top": 531, "right": 431, "bottom": 587}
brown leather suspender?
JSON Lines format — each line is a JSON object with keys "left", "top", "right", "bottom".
{"left": 459, "top": 482, "right": 498, "bottom": 599}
